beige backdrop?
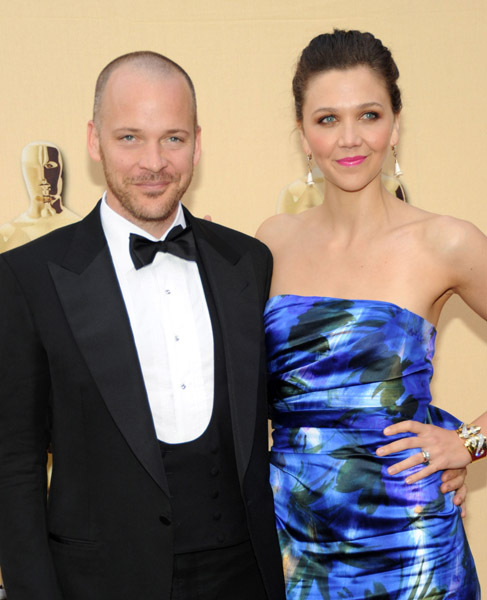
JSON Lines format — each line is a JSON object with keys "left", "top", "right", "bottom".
{"left": 1, "top": 0, "right": 486, "bottom": 590}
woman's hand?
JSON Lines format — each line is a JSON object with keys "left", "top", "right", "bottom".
{"left": 376, "top": 421, "right": 472, "bottom": 484}
{"left": 441, "top": 468, "right": 467, "bottom": 517}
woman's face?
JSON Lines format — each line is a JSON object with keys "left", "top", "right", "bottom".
{"left": 300, "top": 65, "right": 399, "bottom": 194}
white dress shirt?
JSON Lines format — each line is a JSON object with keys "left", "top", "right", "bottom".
{"left": 100, "top": 194, "right": 214, "bottom": 443}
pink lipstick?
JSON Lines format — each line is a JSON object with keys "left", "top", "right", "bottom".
{"left": 337, "top": 156, "right": 366, "bottom": 167}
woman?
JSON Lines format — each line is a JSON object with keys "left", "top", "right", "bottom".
{"left": 257, "top": 30, "right": 486, "bottom": 599}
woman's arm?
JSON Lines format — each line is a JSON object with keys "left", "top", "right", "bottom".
{"left": 376, "top": 218, "right": 487, "bottom": 508}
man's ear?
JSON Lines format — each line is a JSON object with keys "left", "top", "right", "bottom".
{"left": 87, "top": 120, "right": 101, "bottom": 162}
{"left": 193, "top": 125, "right": 202, "bottom": 167}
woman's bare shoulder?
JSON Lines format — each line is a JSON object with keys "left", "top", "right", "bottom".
{"left": 256, "top": 213, "right": 303, "bottom": 250}
{"left": 396, "top": 202, "right": 484, "bottom": 248}
{"left": 418, "top": 211, "right": 486, "bottom": 253}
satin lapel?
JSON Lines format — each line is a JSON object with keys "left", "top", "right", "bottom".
{"left": 48, "top": 205, "right": 169, "bottom": 496}
{"left": 187, "top": 213, "right": 263, "bottom": 482}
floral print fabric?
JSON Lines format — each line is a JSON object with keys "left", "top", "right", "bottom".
{"left": 264, "top": 295, "right": 479, "bottom": 599}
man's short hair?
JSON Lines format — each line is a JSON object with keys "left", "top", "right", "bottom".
{"left": 93, "top": 51, "right": 197, "bottom": 128}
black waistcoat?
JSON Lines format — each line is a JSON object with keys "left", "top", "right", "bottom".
{"left": 159, "top": 254, "right": 249, "bottom": 554}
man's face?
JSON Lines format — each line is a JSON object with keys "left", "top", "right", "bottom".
{"left": 88, "top": 65, "right": 201, "bottom": 235}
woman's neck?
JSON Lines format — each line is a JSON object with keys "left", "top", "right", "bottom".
{"left": 316, "top": 176, "right": 399, "bottom": 241}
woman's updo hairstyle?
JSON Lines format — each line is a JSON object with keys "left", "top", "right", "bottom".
{"left": 293, "top": 29, "right": 402, "bottom": 122}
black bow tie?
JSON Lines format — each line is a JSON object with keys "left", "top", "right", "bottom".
{"left": 129, "top": 225, "right": 196, "bottom": 270}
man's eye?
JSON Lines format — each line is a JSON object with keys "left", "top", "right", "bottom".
{"left": 169, "top": 136, "right": 182, "bottom": 143}
{"left": 122, "top": 135, "right": 135, "bottom": 141}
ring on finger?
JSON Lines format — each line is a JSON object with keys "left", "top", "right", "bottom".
{"left": 421, "top": 449, "right": 430, "bottom": 465}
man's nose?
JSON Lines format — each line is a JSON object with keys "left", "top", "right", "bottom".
{"left": 138, "top": 142, "right": 168, "bottom": 172}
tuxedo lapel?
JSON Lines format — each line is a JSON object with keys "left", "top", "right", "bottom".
{"left": 187, "top": 211, "right": 263, "bottom": 481}
{"left": 48, "top": 205, "right": 169, "bottom": 496}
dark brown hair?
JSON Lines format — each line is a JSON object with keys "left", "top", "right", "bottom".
{"left": 93, "top": 51, "right": 197, "bottom": 128}
{"left": 293, "top": 29, "right": 402, "bottom": 121}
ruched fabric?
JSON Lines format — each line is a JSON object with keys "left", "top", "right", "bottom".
{"left": 265, "top": 295, "right": 479, "bottom": 600}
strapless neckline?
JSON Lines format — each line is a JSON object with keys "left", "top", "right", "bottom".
{"left": 265, "top": 293, "right": 436, "bottom": 332}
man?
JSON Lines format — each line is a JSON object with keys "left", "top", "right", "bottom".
{"left": 0, "top": 52, "right": 285, "bottom": 600}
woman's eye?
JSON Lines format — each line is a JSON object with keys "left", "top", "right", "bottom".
{"left": 320, "top": 115, "right": 336, "bottom": 124}
{"left": 362, "top": 112, "right": 379, "bottom": 120}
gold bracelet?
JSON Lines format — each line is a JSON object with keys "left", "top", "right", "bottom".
{"left": 457, "top": 423, "right": 487, "bottom": 461}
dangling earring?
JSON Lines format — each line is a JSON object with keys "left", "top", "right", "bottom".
{"left": 392, "top": 145, "right": 403, "bottom": 178}
{"left": 306, "top": 154, "right": 314, "bottom": 186}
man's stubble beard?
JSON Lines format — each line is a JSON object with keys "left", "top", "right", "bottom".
{"left": 100, "top": 149, "right": 194, "bottom": 225}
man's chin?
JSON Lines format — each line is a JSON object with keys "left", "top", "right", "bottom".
{"left": 133, "top": 199, "right": 181, "bottom": 224}
{"left": 108, "top": 185, "right": 185, "bottom": 225}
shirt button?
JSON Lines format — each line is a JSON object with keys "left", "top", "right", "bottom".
{"left": 210, "top": 466, "right": 219, "bottom": 476}
{"left": 211, "top": 490, "right": 219, "bottom": 499}
{"left": 180, "top": 383, "right": 186, "bottom": 390}
{"left": 213, "top": 512, "right": 222, "bottom": 521}
{"left": 175, "top": 335, "right": 180, "bottom": 342}
{"left": 165, "top": 289, "right": 171, "bottom": 295}
{"left": 217, "top": 534, "right": 225, "bottom": 543}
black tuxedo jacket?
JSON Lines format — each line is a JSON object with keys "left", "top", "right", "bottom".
{"left": 0, "top": 203, "right": 285, "bottom": 600}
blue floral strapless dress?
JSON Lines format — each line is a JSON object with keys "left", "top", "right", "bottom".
{"left": 264, "top": 295, "right": 479, "bottom": 600}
